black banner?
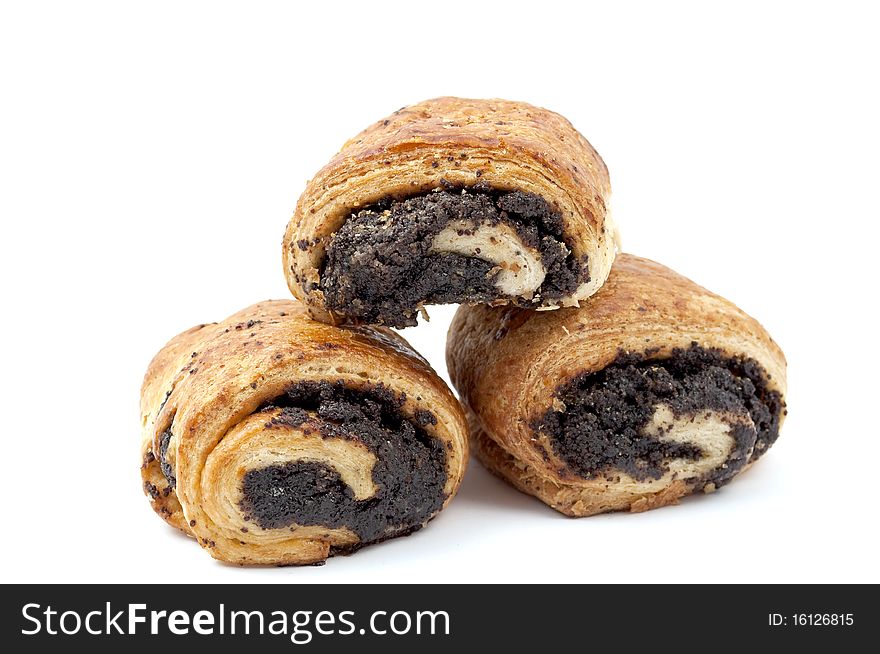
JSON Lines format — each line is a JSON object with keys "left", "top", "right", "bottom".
{"left": 2, "top": 585, "right": 872, "bottom": 650}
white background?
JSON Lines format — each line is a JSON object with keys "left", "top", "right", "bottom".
{"left": 2, "top": 1, "right": 878, "bottom": 584}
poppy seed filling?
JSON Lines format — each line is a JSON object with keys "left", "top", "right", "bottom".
{"left": 158, "top": 428, "right": 176, "bottom": 489}
{"left": 535, "top": 344, "right": 784, "bottom": 488}
{"left": 319, "top": 185, "right": 587, "bottom": 327}
{"left": 238, "top": 381, "right": 448, "bottom": 545}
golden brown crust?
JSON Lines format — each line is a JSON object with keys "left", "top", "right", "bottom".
{"left": 446, "top": 254, "right": 787, "bottom": 516}
{"left": 283, "top": 97, "right": 617, "bottom": 324}
{"left": 140, "top": 300, "right": 468, "bottom": 565}
{"left": 470, "top": 421, "right": 694, "bottom": 516}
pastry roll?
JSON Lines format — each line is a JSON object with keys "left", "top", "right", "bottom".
{"left": 140, "top": 300, "right": 467, "bottom": 565}
{"left": 446, "top": 254, "right": 787, "bottom": 516}
{"left": 283, "top": 96, "right": 617, "bottom": 328}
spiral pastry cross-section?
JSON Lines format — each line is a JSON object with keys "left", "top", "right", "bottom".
{"left": 447, "top": 254, "right": 787, "bottom": 516}
{"left": 140, "top": 300, "right": 468, "bottom": 565}
{"left": 283, "top": 96, "right": 618, "bottom": 327}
